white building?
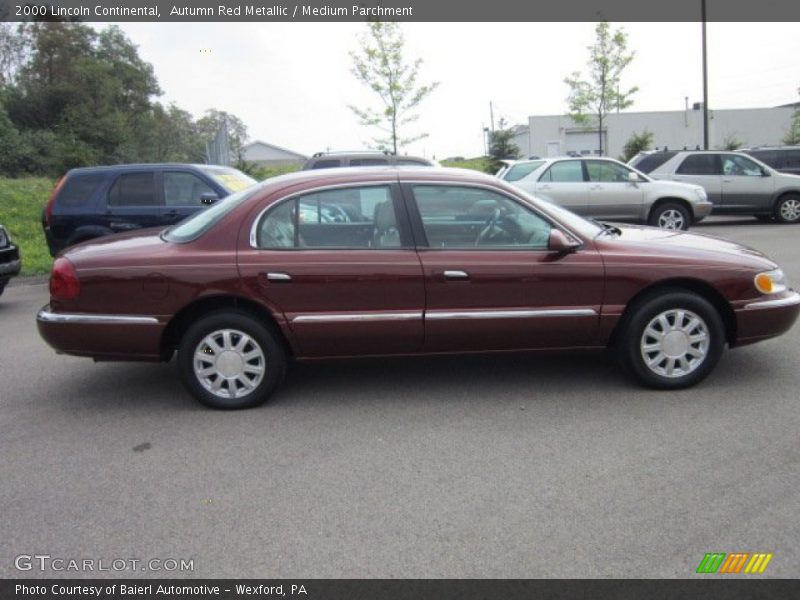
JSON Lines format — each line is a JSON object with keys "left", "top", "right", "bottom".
{"left": 241, "top": 140, "right": 307, "bottom": 167}
{"left": 513, "top": 104, "right": 798, "bottom": 159}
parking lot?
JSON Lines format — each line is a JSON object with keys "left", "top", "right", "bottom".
{"left": 1, "top": 217, "right": 798, "bottom": 579}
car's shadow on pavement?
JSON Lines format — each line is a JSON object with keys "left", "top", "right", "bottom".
{"left": 42, "top": 344, "right": 784, "bottom": 414}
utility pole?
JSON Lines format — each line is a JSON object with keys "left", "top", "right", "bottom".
{"left": 489, "top": 102, "right": 495, "bottom": 132}
{"left": 701, "top": 0, "right": 709, "bottom": 149}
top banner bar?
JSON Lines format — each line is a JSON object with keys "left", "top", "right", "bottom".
{"left": 1, "top": 0, "right": 800, "bottom": 22}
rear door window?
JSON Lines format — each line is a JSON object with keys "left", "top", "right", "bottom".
{"left": 107, "top": 172, "right": 159, "bottom": 207}
{"left": 57, "top": 173, "right": 106, "bottom": 208}
{"left": 539, "top": 160, "right": 584, "bottom": 182}
{"left": 676, "top": 154, "right": 721, "bottom": 175}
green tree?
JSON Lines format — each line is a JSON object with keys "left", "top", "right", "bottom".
{"left": 721, "top": 133, "right": 744, "bottom": 151}
{"left": 564, "top": 21, "right": 638, "bottom": 156}
{"left": 349, "top": 21, "right": 439, "bottom": 154}
{"left": 488, "top": 118, "right": 521, "bottom": 171}
{"left": 196, "top": 109, "right": 248, "bottom": 164}
{"left": 783, "top": 88, "right": 800, "bottom": 145}
{"left": 620, "top": 129, "right": 653, "bottom": 162}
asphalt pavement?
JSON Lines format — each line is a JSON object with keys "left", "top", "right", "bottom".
{"left": 1, "top": 217, "right": 798, "bottom": 578}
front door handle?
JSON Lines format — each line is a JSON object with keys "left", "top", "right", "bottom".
{"left": 263, "top": 272, "right": 292, "bottom": 283}
{"left": 443, "top": 270, "right": 469, "bottom": 280}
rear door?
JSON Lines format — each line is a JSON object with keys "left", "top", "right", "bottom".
{"left": 238, "top": 182, "right": 425, "bottom": 356}
{"left": 533, "top": 159, "right": 589, "bottom": 213}
{"left": 584, "top": 159, "right": 644, "bottom": 220}
{"left": 670, "top": 154, "right": 723, "bottom": 206}
{"left": 404, "top": 183, "right": 604, "bottom": 353}
{"left": 102, "top": 170, "right": 164, "bottom": 233}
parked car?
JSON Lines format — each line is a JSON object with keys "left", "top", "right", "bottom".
{"left": 42, "top": 163, "right": 257, "bottom": 256}
{"left": 0, "top": 224, "right": 21, "bottom": 297}
{"left": 739, "top": 146, "right": 800, "bottom": 177}
{"left": 37, "top": 167, "right": 799, "bottom": 409}
{"left": 497, "top": 157, "right": 711, "bottom": 230}
{"left": 630, "top": 150, "right": 800, "bottom": 223}
{"left": 302, "top": 150, "right": 437, "bottom": 170}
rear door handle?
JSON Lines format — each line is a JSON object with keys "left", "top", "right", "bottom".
{"left": 263, "top": 272, "right": 292, "bottom": 283}
{"left": 443, "top": 270, "right": 469, "bottom": 280}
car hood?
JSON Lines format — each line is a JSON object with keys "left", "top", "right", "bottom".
{"left": 597, "top": 224, "right": 777, "bottom": 270}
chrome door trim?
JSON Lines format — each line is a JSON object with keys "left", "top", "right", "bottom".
{"left": 443, "top": 270, "right": 469, "bottom": 280}
{"left": 425, "top": 308, "right": 597, "bottom": 320}
{"left": 37, "top": 308, "right": 159, "bottom": 325}
{"left": 265, "top": 272, "right": 292, "bottom": 282}
{"left": 291, "top": 311, "right": 423, "bottom": 324}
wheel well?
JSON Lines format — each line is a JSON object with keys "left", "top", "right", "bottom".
{"left": 159, "top": 295, "right": 291, "bottom": 360}
{"left": 610, "top": 279, "right": 737, "bottom": 347}
{"left": 649, "top": 197, "right": 694, "bottom": 220}
{"left": 773, "top": 191, "right": 800, "bottom": 209}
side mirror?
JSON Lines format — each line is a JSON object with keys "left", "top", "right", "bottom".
{"left": 200, "top": 192, "right": 220, "bottom": 206}
{"left": 549, "top": 229, "right": 581, "bottom": 253}
{"left": 628, "top": 171, "right": 640, "bottom": 182}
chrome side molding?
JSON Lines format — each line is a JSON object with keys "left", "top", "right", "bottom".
{"left": 37, "top": 308, "right": 159, "bottom": 325}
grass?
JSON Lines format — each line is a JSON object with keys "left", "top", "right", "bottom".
{"left": 0, "top": 177, "right": 56, "bottom": 276}
{"left": 440, "top": 156, "right": 495, "bottom": 174}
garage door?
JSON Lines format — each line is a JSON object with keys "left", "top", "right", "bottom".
{"left": 565, "top": 131, "right": 605, "bottom": 155}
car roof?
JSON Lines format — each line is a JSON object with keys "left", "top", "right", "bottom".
{"left": 65, "top": 163, "right": 234, "bottom": 175}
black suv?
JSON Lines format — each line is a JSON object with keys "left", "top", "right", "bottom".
{"left": 0, "top": 224, "right": 21, "bottom": 297}
{"left": 302, "top": 151, "right": 436, "bottom": 170}
{"left": 42, "top": 164, "right": 256, "bottom": 256}
{"left": 740, "top": 146, "right": 800, "bottom": 176}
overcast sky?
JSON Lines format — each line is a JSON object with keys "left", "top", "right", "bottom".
{"left": 108, "top": 22, "right": 800, "bottom": 159}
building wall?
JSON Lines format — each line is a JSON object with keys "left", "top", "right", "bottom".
{"left": 525, "top": 107, "right": 796, "bottom": 159}
{"left": 242, "top": 142, "right": 306, "bottom": 166}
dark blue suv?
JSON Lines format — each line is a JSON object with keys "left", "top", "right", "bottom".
{"left": 42, "top": 164, "right": 256, "bottom": 256}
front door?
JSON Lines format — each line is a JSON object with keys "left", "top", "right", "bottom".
{"left": 583, "top": 159, "right": 645, "bottom": 220}
{"left": 237, "top": 183, "right": 425, "bottom": 356}
{"left": 404, "top": 183, "right": 604, "bottom": 353}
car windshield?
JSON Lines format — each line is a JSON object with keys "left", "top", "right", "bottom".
{"left": 510, "top": 186, "right": 603, "bottom": 238}
{"left": 162, "top": 184, "right": 262, "bottom": 243}
{"left": 200, "top": 167, "right": 257, "bottom": 193}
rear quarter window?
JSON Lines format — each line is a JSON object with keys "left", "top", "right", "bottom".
{"left": 310, "top": 159, "right": 341, "bottom": 169}
{"left": 633, "top": 152, "right": 677, "bottom": 174}
{"left": 56, "top": 173, "right": 107, "bottom": 208}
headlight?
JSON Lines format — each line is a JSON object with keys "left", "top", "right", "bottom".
{"left": 694, "top": 187, "right": 707, "bottom": 201}
{"left": 754, "top": 269, "right": 787, "bottom": 294}
{"left": 0, "top": 227, "right": 7, "bottom": 248}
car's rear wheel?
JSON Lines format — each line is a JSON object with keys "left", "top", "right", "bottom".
{"left": 774, "top": 195, "right": 800, "bottom": 224}
{"left": 617, "top": 291, "right": 725, "bottom": 389}
{"left": 648, "top": 202, "right": 690, "bottom": 230}
{"left": 178, "top": 310, "right": 286, "bottom": 409}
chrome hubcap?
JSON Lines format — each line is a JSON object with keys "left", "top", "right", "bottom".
{"left": 640, "top": 309, "right": 709, "bottom": 378}
{"left": 780, "top": 199, "right": 800, "bottom": 222}
{"left": 658, "top": 209, "right": 685, "bottom": 230}
{"left": 193, "top": 329, "right": 265, "bottom": 399}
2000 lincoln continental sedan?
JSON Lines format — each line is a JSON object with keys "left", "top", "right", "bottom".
{"left": 38, "top": 167, "right": 800, "bottom": 409}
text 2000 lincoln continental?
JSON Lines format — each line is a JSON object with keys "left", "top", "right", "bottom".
{"left": 37, "top": 167, "right": 800, "bottom": 409}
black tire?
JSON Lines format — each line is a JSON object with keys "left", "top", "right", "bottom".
{"left": 0, "top": 281, "right": 6, "bottom": 297}
{"left": 616, "top": 290, "right": 725, "bottom": 390}
{"left": 178, "top": 310, "right": 286, "bottom": 409}
{"left": 648, "top": 202, "right": 691, "bottom": 231}
{"left": 773, "top": 194, "right": 800, "bottom": 224}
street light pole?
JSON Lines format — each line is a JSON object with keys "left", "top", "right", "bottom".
{"left": 702, "top": 0, "right": 709, "bottom": 150}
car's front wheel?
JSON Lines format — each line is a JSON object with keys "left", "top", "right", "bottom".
{"left": 178, "top": 310, "right": 286, "bottom": 409}
{"left": 774, "top": 194, "right": 800, "bottom": 224}
{"left": 617, "top": 291, "right": 725, "bottom": 389}
{"left": 648, "top": 202, "right": 691, "bottom": 231}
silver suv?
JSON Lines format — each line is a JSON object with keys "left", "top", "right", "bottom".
{"left": 497, "top": 157, "right": 711, "bottom": 230}
{"left": 631, "top": 150, "right": 800, "bottom": 223}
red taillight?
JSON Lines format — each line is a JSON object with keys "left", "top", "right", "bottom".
{"left": 50, "top": 257, "right": 80, "bottom": 301}
{"left": 44, "top": 176, "right": 65, "bottom": 228}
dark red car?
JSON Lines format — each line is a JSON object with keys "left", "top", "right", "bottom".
{"left": 37, "top": 167, "right": 800, "bottom": 409}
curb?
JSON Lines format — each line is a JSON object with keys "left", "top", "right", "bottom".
{"left": 8, "top": 275, "right": 49, "bottom": 288}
